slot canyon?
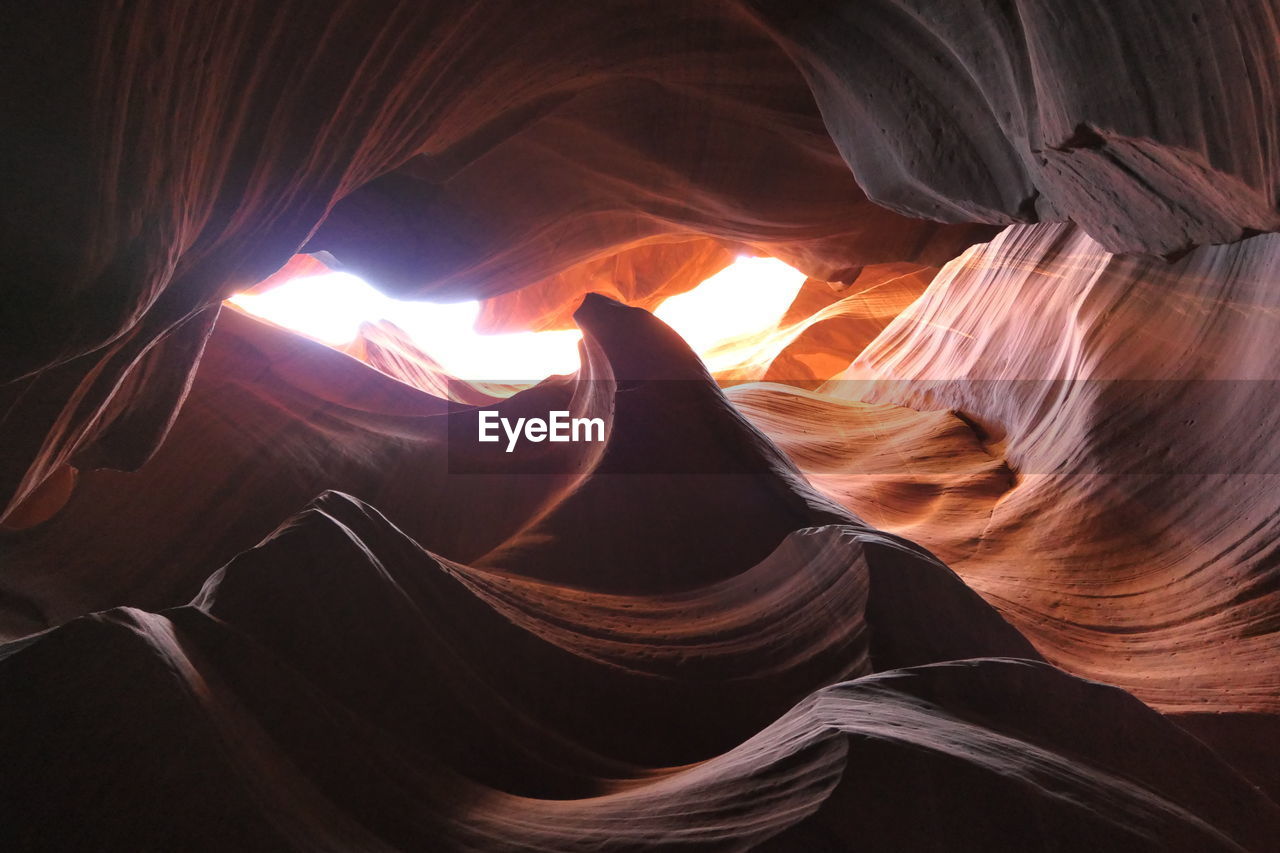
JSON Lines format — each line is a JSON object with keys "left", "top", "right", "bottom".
{"left": 4, "top": 2, "right": 1280, "bottom": 850}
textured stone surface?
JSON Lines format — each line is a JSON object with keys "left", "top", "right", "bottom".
{"left": 4, "top": 2, "right": 1280, "bottom": 848}
{"left": 744, "top": 0, "right": 1280, "bottom": 255}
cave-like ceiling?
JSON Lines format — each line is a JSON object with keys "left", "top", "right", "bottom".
{"left": 3, "top": 2, "right": 1280, "bottom": 850}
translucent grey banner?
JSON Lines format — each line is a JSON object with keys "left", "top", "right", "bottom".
{"left": 444, "top": 379, "right": 1280, "bottom": 476}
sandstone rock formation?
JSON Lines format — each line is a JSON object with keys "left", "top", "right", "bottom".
{"left": 4, "top": 1, "right": 1280, "bottom": 850}
{"left": 744, "top": 0, "right": 1280, "bottom": 256}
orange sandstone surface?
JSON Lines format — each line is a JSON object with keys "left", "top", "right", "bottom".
{"left": 4, "top": 2, "right": 1280, "bottom": 850}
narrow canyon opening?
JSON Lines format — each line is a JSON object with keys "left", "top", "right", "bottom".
{"left": 224, "top": 253, "right": 812, "bottom": 385}
{"left": 4, "top": 3, "right": 1280, "bottom": 850}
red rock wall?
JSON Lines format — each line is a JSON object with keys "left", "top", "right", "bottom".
{"left": 4, "top": 2, "right": 1280, "bottom": 848}
{"left": 744, "top": 0, "right": 1280, "bottom": 255}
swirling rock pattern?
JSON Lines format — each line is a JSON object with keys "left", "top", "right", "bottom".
{"left": 5, "top": 1, "right": 1280, "bottom": 849}
{"left": 4, "top": 290, "right": 1278, "bottom": 848}
{"left": 743, "top": 0, "right": 1280, "bottom": 256}
{"left": 814, "top": 224, "right": 1280, "bottom": 714}
{"left": 729, "top": 222, "right": 1280, "bottom": 802}
{"left": 0, "top": 0, "right": 993, "bottom": 526}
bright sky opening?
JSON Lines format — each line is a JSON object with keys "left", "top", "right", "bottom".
{"left": 226, "top": 256, "right": 806, "bottom": 380}
{"left": 654, "top": 257, "right": 807, "bottom": 372}
{"left": 227, "top": 275, "right": 582, "bottom": 380}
